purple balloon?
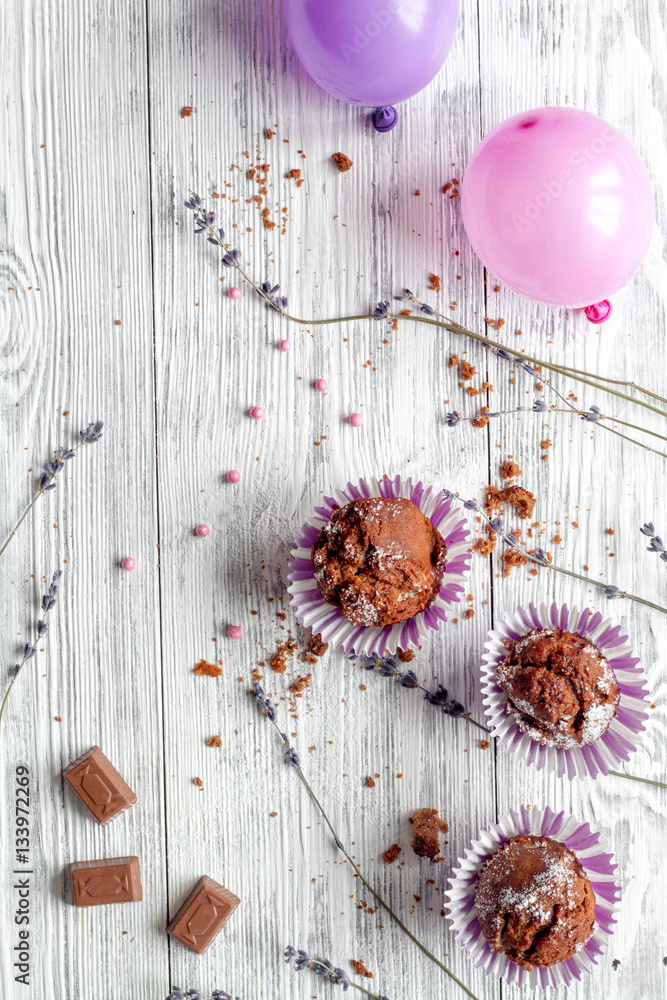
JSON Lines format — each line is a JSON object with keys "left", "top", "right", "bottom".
{"left": 461, "top": 108, "right": 654, "bottom": 309}
{"left": 283, "top": 0, "right": 459, "bottom": 107}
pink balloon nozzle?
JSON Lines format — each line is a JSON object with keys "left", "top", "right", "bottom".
{"left": 372, "top": 106, "right": 398, "bottom": 133}
{"left": 584, "top": 300, "right": 613, "bottom": 324}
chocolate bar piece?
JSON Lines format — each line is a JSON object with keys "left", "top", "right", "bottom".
{"left": 70, "top": 857, "right": 142, "bottom": 907}
{"left": 63, "top": 745, "right": 137, "bottom": 824}
{"left": 167, "top": 876, "right": 240, "bottom": 954}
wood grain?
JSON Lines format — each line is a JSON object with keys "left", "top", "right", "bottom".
{"left": 1, "top": 0, "right": 665, "bottom": 998}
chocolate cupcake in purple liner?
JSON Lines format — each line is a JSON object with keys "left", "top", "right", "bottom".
{"left": 287, "top": 476, "right": 471, "bottom": 658}
{"left": 480, "top": 602, "right": 650, "bottom": 780}
{"left": 445, "top": 805, "right": 621, "bottom": 991}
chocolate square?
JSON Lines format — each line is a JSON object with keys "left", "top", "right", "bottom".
{"left": 167, "top": 876, "right": 240, "bottom": 954}
{"left": 63, "top": 745, "right": 137, "bottom": 825}
{"left": 70, "top": 857, "right": 142, "bottom": 907}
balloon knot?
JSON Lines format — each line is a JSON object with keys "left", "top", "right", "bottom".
{"left": 372, "top": 106, "right": 399, "bottom": 133}
{"left": 584, "top": 300, "right": 613, "bottom": 323}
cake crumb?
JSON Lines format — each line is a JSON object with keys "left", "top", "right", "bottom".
{"left": 459, "top": 360, "right": 477, "bottom": 381}
{"left": 193, "top": 777, "right": 203, "bottom": 790}
{"left": 331, "top": 152, "right": 353, "bottom": 172}
{"left": 480, "top": 739, "right": 490, "bottom": 750}
{"left": 207, "top": 735, "right": 222, "bottom": 747}
{"left": 448, "top": 354, "right": 459, "bottom": 368}
{"left": 181, "top": 106, "right": 193, "bottom": 118}
{"left": 428, "top": 273, "right": 441, "bottom": 293}
{"left": 270, "top": 638, "right": 297, "bottom": 673}
{"left": 484, "top": 484, "right": 536, "bottom": 520}
{"left": 383, "top": 843, "right": 402, "bottom": 865}
{"left": 397, "top": 648, "right": 415, "bottom": 662}
{"left": 350, "top": 960, "right": 373, "bottom": 979}
{"left": 409, "top": 808, "right": 448, "bottom": 861}
{"left": 365, "top": 776, "right": 376, "bottom": 788}
{"left": 193, "top": 659, "right": 222, "bottom": 677}
{"left": 499, "top": 460, "right": 522, "bottom": 482}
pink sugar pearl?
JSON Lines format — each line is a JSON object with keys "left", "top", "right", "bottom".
{"left": 349, "top": 412, "right": 363, "bottom": 427}
{"left": 227, "top": 625, "right": 242, "bottom": 640}
{"left": 229, "top": 287, "right": 241, "bottom": 300}
{"left": 227, "top": 469, "right": 241, "bottom": 483}
{"left": 195, "top": 523, "right": 210, "bottom": 537}
{"left": 315, "top": 378, "right": 328, "bottom": 392}
{"left": 121, "top": 556, "right": 135, "bottom": 571}
{"left": 250, "top": 405, "right": 264, "bottom": 420}
{"left": 279, "top": 339, "right": 291, "bottom": 352}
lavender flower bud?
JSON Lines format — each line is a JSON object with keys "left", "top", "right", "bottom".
{"left": 373, "top": 300, "right": 390, "bottom": 318}
{"left": 445, "top": 411, "right": 461, "bottom": 427}
{"left": 604, "top": 585, "right": 621, "bottom": 599}
{"left": 640, "top": 523, "right": 656, "bottom": 536}
{"left": 396, "top": 670, "right": 418, "bottom": 688}
{"left": 420, "top": 303, "right": 435, "bottom": 315}
{"left": 37, "top": 620, "right": 49, "bottom": 636}
{"left": 23, "top": 644, "right": 37, "bottom": 659}
{"left": 463, "top": 499, "right": 478, "bottom": 511}
{"left": 442, "top": 489, "right": 454, "bottom": 500}
{"left": 532, "top": 399, "right": 547, "bottom": 412}
{"left": 295, "top": 950, "right": 310, "bottom": 971}
{"left": 285, "top": 945, "right": 297, "bottom": 964}
{"left": 582, "top": 405, "right": 602, "bottom": 422}
{"left": 488, "top": 517, "right": 503, "bottom": 532}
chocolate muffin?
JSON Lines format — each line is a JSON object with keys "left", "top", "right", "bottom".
{"left": 311, "top": 496, "right": 446, "bottom": 627}
{"left": 475, "top": 834, "right": 596, "bottom": 970}
{"left": 497, "top": 629, "right": 619, "bottom": 748}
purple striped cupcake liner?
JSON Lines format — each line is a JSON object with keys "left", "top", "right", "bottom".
{"left": 445, "top": 805, "right": 621, "bottom": 990}
{"left": 480, "top": 601, "right": 650, "bottom": 780}
{"left": 287, "top": 475, "right": 471, "bottom": 657}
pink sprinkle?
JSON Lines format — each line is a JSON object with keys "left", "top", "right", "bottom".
{"left": 250, "top": 405, "right": 264, "bottom": 420}
{"left": 227, "top": 469, "right": 241, "bottom": 483}
{"left": 229, "top": 287, "right": 241, "bottom": 300}
{"left": 349, "top": 412, "right": 363, "bottom": 427}
{"left": 121, "top": 557, "right": 135, "bottom": 571}
{"left": 227, "top": 625, "right": 242, "bottom": 640}
{"left": 315, "top": 378, "right": 328, "bottom": 392}
{"left": 195, "top": 523, "right": 210, "bottom": 537}
{"left": 279, "top": 339, "right": 291, "bottom": 352}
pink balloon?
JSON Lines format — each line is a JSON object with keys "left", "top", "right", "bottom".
{"left": 283, "top": 0, "right": 459, "bottom": 108}
{"left": 461, "top": 108, "right": 654, "bottom": 309}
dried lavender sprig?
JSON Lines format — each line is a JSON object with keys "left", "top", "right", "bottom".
{"left": 166, "top": 990, "right": 241, "bottom": 1000}
{"left": 0, "top": 569, "right": 63, "bottom": 735}
{"left": 640, "top": 523, "right": 667, "bottom": 566}
{"left": 250, "top": 690, "right": 480, "bottom": 1000}
{"left": 184, "top": 196, "right": 667, "bottom": 421}
{"left": 0, "top": 422, "right": 104, "bottom": 559}
{"left": 449, "top": 491, "right": 667, "bottom": 618}
{"left": 285, "top": 946, "right": 390, "bottom": 999}
{"left": 348, "top": 653, "right": 489, "bottom": 734}
{"left": 444, "top": 404, "right": 667, "bottom": 454}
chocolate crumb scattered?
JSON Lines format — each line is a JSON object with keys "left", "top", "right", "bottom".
{"left": 448, "top": 354, "right": 459, "bottom": 368}
{"left": 265, "top": 128, "right": 275, "bottom": 139}
{"left": 472, "top": 530, "right": 497, "bottom": 558}
{"left": 350, "top": 960, "right": 373, "bottom": 979}
{"left": 331, "top": 152, "right": 353, "bottom": 172}
{"left": 193, "top": 777, "right": 203, "bottom": 789}
{"left": 459, "top": 360, "right": 477, "bottom": 381}
{"left": 428, "top": 273, "right": 441, "bottom": 293}
{"left": 365, "top": 776, "right": 376, "bottom": 788}
{"left": 409, "top": 808, "right": 448, "bottom": 861}
{"left": 499, "top": 460, "right": 522, "bottom": 482}
{"left": 193, "top": 659, "right": 222, "bottom": 677}
{"left": 383, "top": 843, "right": 402, "bottom": 865}
{"left": 270, "top": 638, "right": 297, "bottom": 673}
{"left": 289, "top": 673, "right": 312, "bottom": 695}
{"left": 397, "top": 648, "right": 415, "bottom": 662}
{"left": 480, "top": 739, "right": 490, "bottom": 750}
{"left": 207, "top": 735, "right": 222, "bottom": 748}
{"left": 484, "top": 484, "right": 536, "bottom": 520}
{"left": 181, "top": 106, "right": 193, "bottom": 118}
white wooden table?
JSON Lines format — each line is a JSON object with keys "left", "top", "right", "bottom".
{"left": 1, "top": 2, "right": 666, "bottom": 998}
